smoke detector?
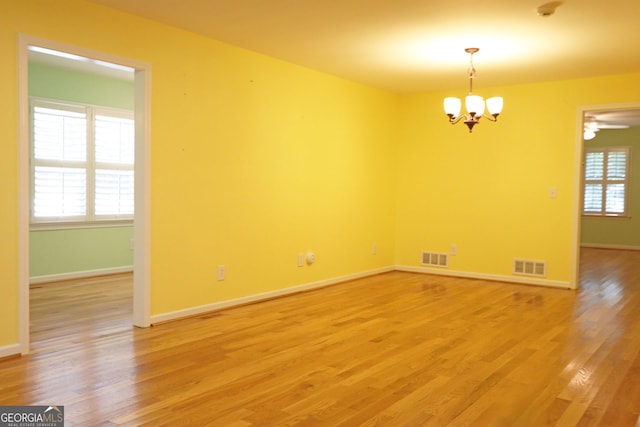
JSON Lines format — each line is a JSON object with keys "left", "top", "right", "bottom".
{"left": 537, "top": 1, "right": 562, "bottom": 17}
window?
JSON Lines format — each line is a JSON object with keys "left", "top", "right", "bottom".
{"left": 31, "top": 99, "right": 134, "bottom": 225}
{"left": 583, "top": 146, "right": 630, "bottom": 217}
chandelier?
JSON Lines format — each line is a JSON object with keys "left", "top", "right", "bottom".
{"left": 444, "top": 48, "right": 503, "bottom": 132}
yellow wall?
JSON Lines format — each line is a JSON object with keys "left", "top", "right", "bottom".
{"left": 396, "top": 74, "right": 640, "bottom": 283}
{"left": 0, "top": 10, "right": 20, "bottom": 350}
{"left": 1, "top": 0, "right": 397, "bottom": 347}
{"left": 2, "top": 0, "right": 640, "bottom": 351}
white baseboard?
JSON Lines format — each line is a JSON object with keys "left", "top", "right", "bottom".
{"left": 0, "top": 343, "right": 21, "bottom": 359}
{"left": 395, "top": 265, "right": 573, "bottom": 289}
{"left": 581, "top": 243, "right": 640, "bottom": 251}
{"left": 152, "top": 264, "right": 574, "bottom": 324}
{"left": 30, "top": 266, "right": 134, "bottom": 284}
{"left": 151, "top": 266, "right": 395, "bottom": 324}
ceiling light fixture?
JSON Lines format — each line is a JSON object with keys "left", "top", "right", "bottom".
{"left": 583, "top": 122, "right": 599, "bottom": 141}
{"left": 444, "top": 48, "right": 503, "bottom": 133}
{"left": 583, "top": 116, "right": 630, "bottom": 141}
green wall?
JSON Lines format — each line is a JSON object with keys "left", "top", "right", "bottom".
{"left": 581, "top": 126, "right": 640, "bottom": 248}
{"left": 30, "top": 227, "right": 133, "bottom": 277}
{"left": 28, "top": 62, "right": 135, "bottom": 278}
{"left": 29, "top": 62, "right": 134, "bottom": 109}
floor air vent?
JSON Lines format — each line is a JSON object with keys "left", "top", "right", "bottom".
{"left": 513, "top": 259, "right": 546, "bottom": 277}
{"left": 421, "top": 251, "right": 448, "bottom": 268}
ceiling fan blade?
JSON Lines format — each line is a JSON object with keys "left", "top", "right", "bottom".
{"left": 595, "top": 123, "right": 630, "bottom": 129}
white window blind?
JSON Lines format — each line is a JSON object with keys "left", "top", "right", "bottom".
{"left": 31, "top": 99, "right": 134, "bottom": 225}
{"left": 94, "top": 114, "right": 135, "bottom": 218}
{"left": 583, "top": 147, "right": 630, "bottom": 217}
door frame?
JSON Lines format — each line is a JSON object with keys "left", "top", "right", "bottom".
{"left": 17, "top": 34, "right": 152, "bottom": 354}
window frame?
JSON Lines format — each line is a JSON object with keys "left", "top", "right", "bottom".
{"left": 30, "top": 97, "right": 135, "bottom": 229}
{"left": 582, "top": 145, "right": 631, "bottom": 218}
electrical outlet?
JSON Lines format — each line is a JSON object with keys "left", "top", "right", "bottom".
{"left": 372, "top": 243, "right": 378, "bottom": 255}
{"left": 450, "top": 244, "right": 457, "bottom": 256}
{"left": 129, "top": 238, "right": 134, "bottom": 251}
{"left": 297, "top": 253, "right": 304, "bottom": 267}
{"left": 217, "top": 265, "right": 225, "bottom": 281}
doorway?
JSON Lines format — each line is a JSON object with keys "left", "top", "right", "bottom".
{"left": 18, "top": 35, "right": 151, "bottom": 354}
{"left": 574, "top": 102, "right": 640, "bottom": 288}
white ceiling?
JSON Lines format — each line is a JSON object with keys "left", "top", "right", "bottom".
{"left": 31, "top": 0, "right": 640, "bottom": 127}
{"left": 83, "top": 0, "right": 640, "bottom": 93}
{"left": 585, "top": 109, "right": 640, "bottom": 130}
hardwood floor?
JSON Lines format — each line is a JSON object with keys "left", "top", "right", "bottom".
{"left": 2, "top": 248, "right": 640, "bottom": 426}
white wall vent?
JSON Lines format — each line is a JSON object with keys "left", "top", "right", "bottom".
{"left": 513, "top": 259, "right": 546, "bottom": 277}
{"left": 421, "top": 251, "right": 448, "bottom": 268}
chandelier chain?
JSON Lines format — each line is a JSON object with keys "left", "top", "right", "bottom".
{"left": 468, "top": 52, "right": 476, "bottom": 95}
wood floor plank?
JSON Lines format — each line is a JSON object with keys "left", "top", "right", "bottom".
{"left": 1, "top": 248, "right": 640, "bottom": 425}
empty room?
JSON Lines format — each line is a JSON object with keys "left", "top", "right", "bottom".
{"left": 1, "top": 0, "right": 640, "bottom": 425}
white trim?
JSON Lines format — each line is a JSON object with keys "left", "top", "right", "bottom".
{"left": 395, "top": 265, "right": 572, "bottom": 289}
{"left": 30, "top": 220, "right": 133, "bottom": 231}
{"left": 572, "top": 107, "right": 585, "bottom": 290}
{"left": 151, "top": 267, "right": 395, "bottom": 324}
{"left": 18, "top": 34, "right": 152, "bottom": 355}
{"left": 18, "top": 35, "right": 31, "bottom": 356}
{"left": 581, "top": 243, "right": 640, "bottom": 251}
{"left": 133, "top": 66, "right": 151, "bottom": 328}
{"left": 0, "top": 344, "right": 21, "bottom": 359}
{"left": 30, "top": 266, "right": 133, "bottom": 284}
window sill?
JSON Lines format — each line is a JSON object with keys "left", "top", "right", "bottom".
{"left": 582, "top": 214, "right": 631, "bottom": 220}
{"left": 30, "top": 220, "right": 134, "bottom": 231}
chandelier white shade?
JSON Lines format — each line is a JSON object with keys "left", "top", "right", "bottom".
{"left": 444, "top": 48, "right": 503, "bottom": 132}
{"left": 443, "top": 97, "right": 461, "bottom": 117}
